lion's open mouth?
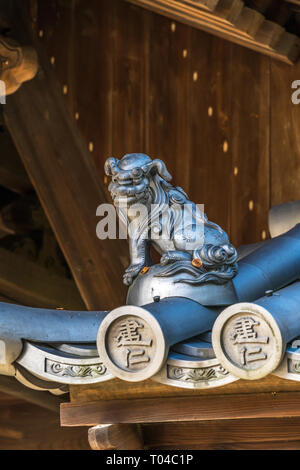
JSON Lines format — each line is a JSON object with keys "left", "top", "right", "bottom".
{"left": 109, "top": 179, "right": 150, "bottom": 206}
{"left": 112, "top": 190, "right": 150, "bottom": 207}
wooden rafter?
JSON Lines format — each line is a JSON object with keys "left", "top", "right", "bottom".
{"left": 0, "top": 196, "right": 41, "bottom": 238}
{"left": 0, "top": 393, "right": 90, "bottom": 449}
{"left": 2, "top": 0, "right": 129, "bottom": 310}
{"left": 285, "top": 0, "right": 300, "bottom": 6}
{"left": 0, "top": 126, "right": 32, "bottom": 194}
{"left": 4, "top": 74, "right": 128, "bottom": 310}
{"left": 0, "top": 377, "right": 63, "bottom": 413}
{"left": 0, "top": 247, "right": 85, "bottom": 309}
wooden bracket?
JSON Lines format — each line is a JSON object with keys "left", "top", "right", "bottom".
{"left": 88, "top": 424, "right": 144, "bottom": 450}
{"left": 0, "top": 36, "right": 38, "bottom": 96}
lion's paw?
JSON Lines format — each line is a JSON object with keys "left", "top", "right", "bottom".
{"left": 160, "top": 253, "right": 172, "bottom": 266}
{"left": 123, "top": 263, "right": 146, "bottom": 285}
{"left": 123, "top": 273, "right": 134, "bottom": 286}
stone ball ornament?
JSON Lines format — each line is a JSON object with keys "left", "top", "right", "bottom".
{"left": 126, "top": 263, "right": 238, "bottom": 307}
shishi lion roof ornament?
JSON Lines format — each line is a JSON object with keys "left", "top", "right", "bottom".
{"left": 105, "top": 153, "right": 238, "bottom": 306}
{"left": 2, "top": 154, "right": 300, "bottom": 390}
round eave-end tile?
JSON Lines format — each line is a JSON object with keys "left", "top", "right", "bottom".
{"left": 97, "top": 305, "right": 167, "bottom": 382}
{"left": 212, "top": 302, "right": 285, "bottom": 380}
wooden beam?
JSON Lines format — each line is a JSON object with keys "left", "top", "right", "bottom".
{"left": 0, "top": 375, "right": 63, "bottom": 414}
{"left": 0, "top": 293, "right": 17, "bottom": 304}
{"left": 61, "top": 391, "right": 300, "bottom": 426}
{"left": 127, "top": 0, "right": 300, "bottom": 63}
{"left": 88, "top": 424, "right": 144, "bottom": 450}
{"left": 69, "top": 373, "right": 300, "bottom": 403}
{"left": 3, "top": 1, "right": 129, "bottom": 310}
{"left": 151, "top": 440, "right": 300, "bottom": 449}
{"left": 0, "top": 196, "right": 42, "bottom": 238}
{"left": 285, "top": 0, "right": 300, "bottom": 6}
{"left": 142, "top": 417, "right": 300, "bottom": 449}
{"left": 4, "top": 75, "right": 128, "bottom": 309}
{"left": 0, "top": 247, "right": 85, "bottom": 309}
{"left": 0, "top": 128, "right": 32, "bottom": 194}
{"left": 0, "top": 399, "right": 90, "bottom": 449}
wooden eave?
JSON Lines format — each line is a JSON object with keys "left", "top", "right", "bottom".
{"left": 126, "top": 0, "right": 300, "bottom": 63}
{"left": 59, "top": 374, "right": 300, "bottom": 449}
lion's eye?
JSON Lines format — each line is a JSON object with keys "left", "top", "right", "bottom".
{"left": 131, "top": 168, "right": 142, "bottom": 178}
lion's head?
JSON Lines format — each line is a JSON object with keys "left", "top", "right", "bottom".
{"left": 105, "top": 154, "right": 171, "bottom": 208}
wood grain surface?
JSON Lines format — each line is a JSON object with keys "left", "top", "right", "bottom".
{"left": 35, "top": 0, "right": 299, "bottom": 250}
{"left": 70, "top": 373, "right": 300, "bottom": 402}
{"left": 61, "top": 390, "right": 300, "bottom": 426}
